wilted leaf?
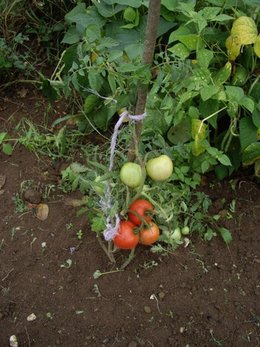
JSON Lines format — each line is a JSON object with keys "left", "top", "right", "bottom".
{"left": 35, "top": 203, "right": 49, "bottom": 221}
{"left": 255, "top": 159, "right": 260, "bottom": 178}
{"left": 0, "top": 174, "right": 6, "bottom": 189}
{"left": 64, "top": 196, "right": 88, "bottom": 207}
{"left": 225, "top": 35, "right": 241, "bottom": 61}
{"left": 191, "top": 119, "right": 207, "bottom": 156}
{"left": 231, "top": 16, "right": 258, "bottom": 45}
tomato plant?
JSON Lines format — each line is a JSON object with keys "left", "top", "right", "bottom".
{"left": 146, "top": 155, "right": 173, "bottom": 181}
{"left": 139, "top": 222, "right": 159, "bottom": 245}
{"left": 128, "top": 199, "right": 153, "bottom": 226}
{"left": 113, "top": 220, "right": 139, "bottom": 250}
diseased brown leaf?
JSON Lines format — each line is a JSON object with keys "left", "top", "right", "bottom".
{"left": 0, "top": 174, "right": 6, "bottom": 189}
{"left": 35, "top": 203, "right": 49, "bottom": 221}
{"left": 64, "top": 197, "right": 88, "bottom": 207}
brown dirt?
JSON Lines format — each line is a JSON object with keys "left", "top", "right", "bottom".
{"left": 0, "top": 90, "right": 260, "bottom": 347}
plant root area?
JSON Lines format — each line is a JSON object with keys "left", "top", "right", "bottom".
{"left": 0, "top": 90, "right": 260, "bottom": 347}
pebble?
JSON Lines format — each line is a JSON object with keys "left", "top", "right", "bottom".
{"left": 158, "top": 291, "right": 165, "bottom": 299}
{"left": 144, "top": 305, "right": 152, "bottom": 314}
{"left": 9, "top": 335, "right": 18, "bottom": 347}
{"left": 27, "top": 313, "right": 36, "bottom": 321}
{"left": 23, "top": 189, "right": 41, "bottom": 204}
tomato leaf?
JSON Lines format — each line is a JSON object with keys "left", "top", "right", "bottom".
{"left": 218, "top": 227, "right": 232, "bottom": 244}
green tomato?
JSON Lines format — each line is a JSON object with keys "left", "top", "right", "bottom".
{"left": 171, "top": 227, "right": 182, "bottom": 241}
{"left": 146, "top": 155, "right": 173, "bottom": 181}
{"left": 120, "top": 162, "right": 143, "bottom": 188}
{"left": 93, "top": 176, "right": 106, "bottom": 195}
{"left": 181, "top": 226, "right": 190, "bottom": 235}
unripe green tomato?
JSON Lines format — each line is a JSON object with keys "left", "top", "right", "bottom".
{"left": 120, "top": 162, "right": 143, "bottom": 188}
{"left": 171, "top": 227, "right": 182, "bottom": 241}
{"left": 93, "top": 176, "right": 106, "bottom": 195}
{"left": 181, "top": 226, "right": 190, "bottom": 235}
{"left": 146, "top": 155, "right": 173, "bottom": 181}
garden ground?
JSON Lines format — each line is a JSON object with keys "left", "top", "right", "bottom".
{"left": 0, "top": 88, "right": 259, "bottom": 347}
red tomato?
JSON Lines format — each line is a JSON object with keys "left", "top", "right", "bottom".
{"left": 128, "top": 199, "right": 153, "bottom": 226}
{"left": 113, "top": 221, "right": 139, "bottom": 250}
{"left": 139, "top": 222, "right": 160, "bottom": 245}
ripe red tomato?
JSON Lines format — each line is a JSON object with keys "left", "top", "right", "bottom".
{"left": 139, "top": 222, "right": 160, "bottom": 245}
{"left": 128, "top": 199, "right": 153, "bottom": 226}
{"left": 113, "top": 220, "right": 139, "bottom": 250}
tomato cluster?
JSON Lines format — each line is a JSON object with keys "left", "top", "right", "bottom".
{"left": 119, "top": 154, "right": 173, "bottom": 188}
{"left": 113, "top": 199, "right": 160, "bottom": 250}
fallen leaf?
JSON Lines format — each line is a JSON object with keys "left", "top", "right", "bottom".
{"left": 64, "top": 196, "right": 88, "bottom": 207}
{"left": 35, "top": 203, "right": 49, "bottom": 221}
{"left": 0, "top": 174, "right": 6, "bottom": 189}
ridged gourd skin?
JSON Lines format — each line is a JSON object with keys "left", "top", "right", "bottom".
{"left": 146, "top": 155, "right": 173, "bottom": 181}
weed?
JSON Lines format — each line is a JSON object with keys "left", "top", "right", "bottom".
{"left": 13, "top": 193, "right": 28, "bottom": 213}
{"left": 76, "top": 229, "right": 83, "bottom": 240}
{"left": 60, "top": 259, "right": 72, "bottom": 268}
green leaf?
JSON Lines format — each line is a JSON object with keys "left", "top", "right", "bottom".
{"left": 84, "top": 94, "right": 99, "bottom": 113}
{"left": 167, "top": 118, "right": 191, "bottom": 144}
{"left": 200, "top": 85, "right": 220, "bottom": 101}
{"left": 93, "top": 1, "right": 124, "bottom": 18}
{"left": 218, "top": 154, "right": 232, "bottom": 166}
{"left": 254, "top": 35, "right": 260, "bottom": 58}
{"left": 199, "top": 7, "right": 221, "bottom": 20}
{"left": 252, "top": 103, "right": 260, "bottom": 127}
{"left": 85, "top": 24, "right": 101, "bottom": 42}
{"left": 225, "top": 86, "right": 244, "bottom": 102}
{"left": 62, "top": 26, "right": 80, "bottom": 44}
{"left": 239, "top": 117, "right": 258, "bottom": 151}
{"left": 104, "top": 0, "right": 142, "bottom": 7}
{"left": 0, "top": 132, "right": 7, "bottom": 144}
{"left": 91, "top": 216, "right": 106, "bottom": 233}
{"left": 168, "top": 43, "right": 190, "bottom": 59}
{"left": 218, "top": 227, "right": 232, "bottom": 244}
{"left": 213, "top": 14, "right": 233, "bottom": 22}
{"left": 2, "top": 143, "right": 13, "bottom": 155}
{"left": 242, "top": 142, "right": 260, "bottom": 166}
{"left": 240, "top": 96, "right": 255, "bottom": 113}
{"left": 231, "top": 16, "right": 257, "bottom": 45}
{"left": 123, "top": 7, "right": 136, "bottom": 22}
{"left": 88, "top": 70, "right": 103, "bottom": 91}
{"left": 197, "top": 48, "right": 214, "bottom": 68}
{"left": 213, "top": 62, "right": 232, "bottom": 86}
{"left": 42, "top": 79, "right": 59, "bottom": 101}
{"left": 161, "top": 0, "right": 178, "bottom": 11}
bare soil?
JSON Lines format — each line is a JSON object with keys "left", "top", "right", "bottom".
{"left": 0, "top": 89, "right": 260, "bottom": 347}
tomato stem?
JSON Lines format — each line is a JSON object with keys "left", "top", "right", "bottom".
{"left": 141, "top": 192, "right": 168, "bottom": 219}
{"left": 96, "top": 236, "right": 116, "bottom": 263}
{"left": 120, "top": 248, "right": 136, "bottom": 269}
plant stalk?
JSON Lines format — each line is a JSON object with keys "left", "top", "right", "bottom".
{"left": 128, "top": 0, "right": 161, "bottom": 161}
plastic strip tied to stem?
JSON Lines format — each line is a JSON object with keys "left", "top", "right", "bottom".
{"left": 102, "top": 110, "right": 146, "bottom": 241}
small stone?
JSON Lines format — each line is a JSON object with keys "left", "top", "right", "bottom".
{"left": 27, "top": 313, "right": 36, "bottom": 321}
{"left": 144, "top": 305, "right": 152, "bottom": 314}
{"left": 128, "top": 342, "right": 137, "bottom": 347}
{"left": 23, "top": 189, "right": 41, "bottom": 204}
{"left": 158, "top": 291, "right": 165, "bottom": 299}
{"left": 9, "top": 335, "right": 18, "bottom": 347}
{"left": 180, "top": 327, "right": 185, "bottom": 334}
